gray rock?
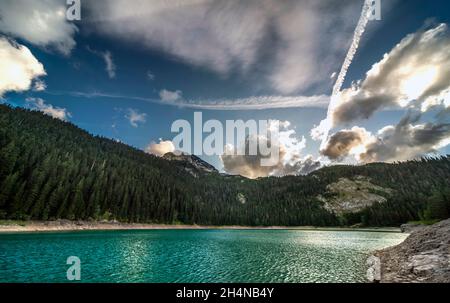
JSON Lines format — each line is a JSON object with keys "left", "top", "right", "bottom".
{"left": 366, "top": 255, "right": 381, "bottom": 282}
{"left": 374, "top": 218, "right": 450, "bottom": 283}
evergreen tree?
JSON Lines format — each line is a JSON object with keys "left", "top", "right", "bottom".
{"left": 0, "top": 104, "right": 449, "bottom": 227}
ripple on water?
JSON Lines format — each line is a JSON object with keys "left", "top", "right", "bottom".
{"left": 0, "top": 229, "right": 407, "bottom": 283}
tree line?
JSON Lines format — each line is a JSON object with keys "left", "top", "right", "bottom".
{"left": 0, "top": 104, "right": 449, "bottom": 226}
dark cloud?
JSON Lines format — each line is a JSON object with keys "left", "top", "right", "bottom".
{"left": 332, "top": 93, "right": 392, "bottom": 125}
{"left": 321, "top": 127, "right": 370, "bottom": 160}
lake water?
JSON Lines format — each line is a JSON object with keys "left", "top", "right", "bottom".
{"left": 0, "top": 229, "right": 407, "bottom": 283}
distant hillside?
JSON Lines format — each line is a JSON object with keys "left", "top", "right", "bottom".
{"left": 0, "top": 104, "right": 449, "bottom": 226}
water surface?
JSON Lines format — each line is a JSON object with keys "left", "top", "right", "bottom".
{"left": 0, "top": 229, "right": 407, "bottom": 282}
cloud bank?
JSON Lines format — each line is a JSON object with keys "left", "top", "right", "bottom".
{"left": 86, "top": 0, "right": 361, "bottom": 94}
{"left": 322, "top": 113, "right": 450, "bottom": 163}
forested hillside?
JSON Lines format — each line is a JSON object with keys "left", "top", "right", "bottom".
{"left": 1, "top": 104, "right": 449, "bottom": 226}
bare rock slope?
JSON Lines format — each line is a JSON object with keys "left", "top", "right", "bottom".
{"left": 317, "top": 176, "right": 393, "bottom": 215}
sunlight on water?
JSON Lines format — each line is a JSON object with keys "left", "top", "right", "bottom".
{"left": 0, "top": 230, "right": 407, "bottom": 283}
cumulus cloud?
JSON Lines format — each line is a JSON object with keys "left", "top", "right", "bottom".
{"left": 321, "top": 126, "right": 373, "bottom": 161}
{"left": 0, "top": 38, "right": 46, "bottom": 97}
{"left": 0, "top": 0, "right": 78, "bottom": 55}
{"left": 159, "top": 89, "right": 183, "bottom": 102}
{"left": 145, "top": 140, "right": 175, "bottom": 157}
{"left": 87, "top": 47, "right": 116, "bottom": 78}
{"left": 26, "top": 98, "right": 71, "bottom": 121}
{"left": 331, "top": 24, "right": 450, "bottom": 126}
{"left": 221, "top": 121, "right": 321, "bottom": 178}
{"left": 85, "top": 0, "right": 361, "bottom": 94}
{"left": 322, "top": 113, "right": 450, "bottom": 163}
{"left": 125, "top": 108, "right": 147, "bottom": 127}
{"left": 313, "top": 23, "right": 450, "bottom": 150}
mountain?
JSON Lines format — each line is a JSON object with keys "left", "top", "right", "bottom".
{"left": 163, "top": 152, "right": 217, "bottom": 176}
{"left": 1, "top": 104, "right": 449, "bottom": 226}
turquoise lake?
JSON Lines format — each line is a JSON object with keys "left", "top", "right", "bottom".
{"left": 0, "top": 229, "right": 407, "bottom": 283}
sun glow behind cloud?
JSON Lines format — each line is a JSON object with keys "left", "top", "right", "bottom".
{"left": 400, "top": 67, "right": 438, "bottom": 102}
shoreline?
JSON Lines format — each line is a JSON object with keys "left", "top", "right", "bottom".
{"left": 0, "top": 220, "right": 401, "bottom": 233}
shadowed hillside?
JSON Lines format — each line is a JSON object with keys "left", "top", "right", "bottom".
{"left": 1, "top": 104, "right": 449, "bottom": 226}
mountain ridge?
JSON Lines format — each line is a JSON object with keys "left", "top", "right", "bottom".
{"left": 1, "top": 104, "right": 449, "bottom": 227}
{"left": 163, "top": 152, "right": 218, "bottom": 175}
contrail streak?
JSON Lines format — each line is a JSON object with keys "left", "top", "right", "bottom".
{"left": 45, "top": 91, "right": 330, "bottom": 110}
{"left": 318, "top": 0, "right": 372, "bottom": 149}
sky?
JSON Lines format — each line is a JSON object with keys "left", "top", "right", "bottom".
{"left": 1, "top": 0, "right": 450, "bottom": 178}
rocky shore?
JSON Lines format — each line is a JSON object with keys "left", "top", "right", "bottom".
{"left": 370, "top": 218, "right": 450, "bottom": 283}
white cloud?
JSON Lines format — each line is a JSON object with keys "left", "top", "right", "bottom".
{"left": 125, "top": 108, "right": 147, "bottom": 127}
{"left": 159, "top": 89, "right": 183, "bottom": 102}
{"left": 0, "top": 38, "right": 46, "bottom": 97}
{"left": 0, "top": 0, "right": 78, "bottom": 55}
{"left": 221, "top": 120, "right": 321, "bottom": 178}
{"left": 87, "top": 47, "right": 116, "bottom": 79}
{"left": 86, "top": 0, "right": 361, "bottom": 94}
{"left": 146, "top": 139, "right": 175, "bottom": 157}
{"left": 26, "top": 97, "right": 71, "bottom": 121}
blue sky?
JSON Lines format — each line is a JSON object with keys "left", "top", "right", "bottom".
{"left": 1, "top": 0, "right": 450, "bottom": 177}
